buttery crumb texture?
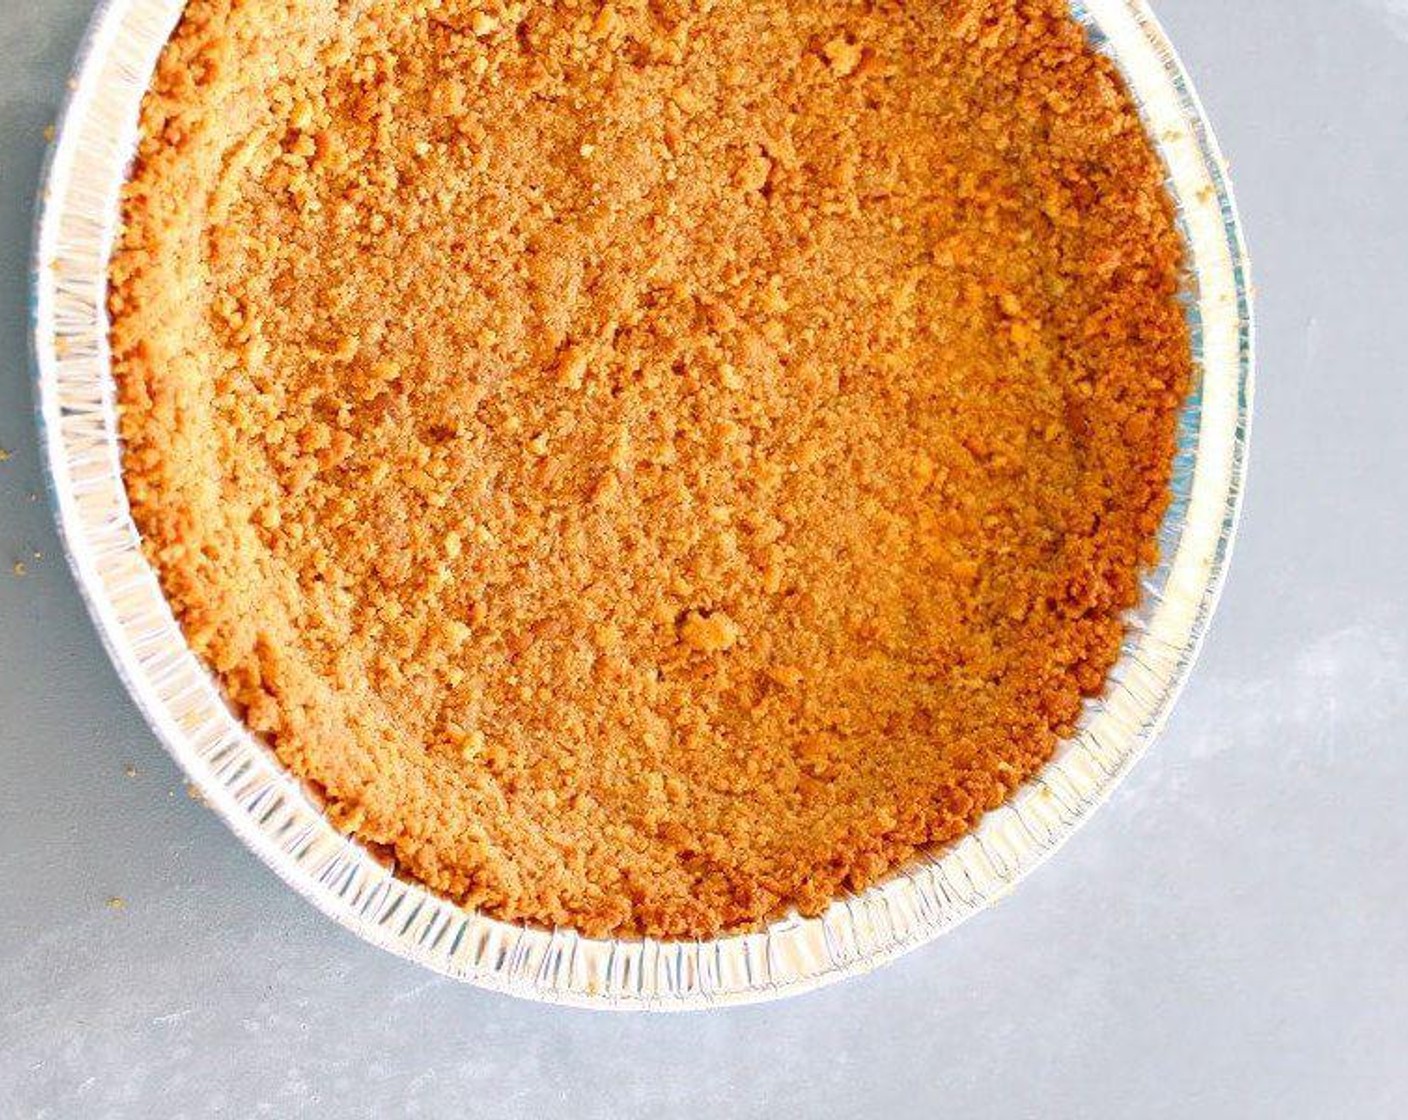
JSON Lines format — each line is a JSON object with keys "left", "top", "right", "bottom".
{"left": 112, "top": 0, "right": 1190, "bottom": 939}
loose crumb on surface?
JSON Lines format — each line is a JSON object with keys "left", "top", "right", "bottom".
{"left": 679, "top": 610, "right": 741, "bottom": 654}
{"left": 111, "top": 0, "right": 1190, "bottom": 940}
{"left": 107, "top": 896, "right": 125, "bottom": 911}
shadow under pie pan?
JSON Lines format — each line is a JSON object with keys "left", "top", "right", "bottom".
{"left": 32, "top": 0, "right": 1252, "bottom": 1009}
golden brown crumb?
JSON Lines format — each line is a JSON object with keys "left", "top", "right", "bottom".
{"left": 111, "top": 0, "right": 1189, "bottom": 939}
{"left": 679, "top": 610, "right": 741, "bottom": 653}
{"left": 11, "top": 561, "right": 25, "bottom": 578}
{"left": 107, "top": 896, "right": 125, "bottom": 911}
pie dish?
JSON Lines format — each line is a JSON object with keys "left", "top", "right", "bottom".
{"left": 34, "top": 0, "right": 1251, "bottom": 1006}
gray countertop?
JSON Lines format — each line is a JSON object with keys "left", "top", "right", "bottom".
{"left": 3, "top": 2, "right": 1406, "bottom": 1117}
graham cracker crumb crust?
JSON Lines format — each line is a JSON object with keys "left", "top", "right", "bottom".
{"left": 111, "top": 0, "right": 1190, "bottom": 939}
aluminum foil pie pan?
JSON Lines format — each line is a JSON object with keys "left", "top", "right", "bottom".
{"left": 32, "top": 0, "right": 1253, "bottom": 1009}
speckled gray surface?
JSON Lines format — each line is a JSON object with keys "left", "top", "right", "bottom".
{"left": 2, "top": 2, "right": 1405, "bottom": 1117}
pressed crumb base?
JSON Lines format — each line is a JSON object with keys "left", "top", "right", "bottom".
{"left": 111, "top": 0, "right": 1190, "bottom": 939}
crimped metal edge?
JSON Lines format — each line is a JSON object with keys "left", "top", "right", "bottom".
{"left": 31, "top": 0, "right": 1253, "bottom": 1010}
